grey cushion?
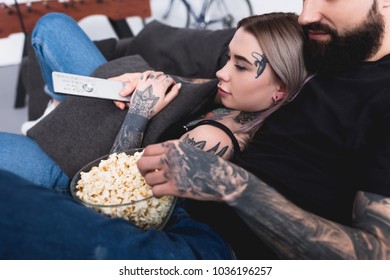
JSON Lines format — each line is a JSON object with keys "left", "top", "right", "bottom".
{"left": 125, "top": 20, "right": 234, "bottom": 78}
{"left": 28, "top": 55, "right": 217, "bottom": 178}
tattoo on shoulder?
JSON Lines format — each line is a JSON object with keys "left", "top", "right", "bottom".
{"left": 181, "top": 134, "right": 229, "bottom": 157}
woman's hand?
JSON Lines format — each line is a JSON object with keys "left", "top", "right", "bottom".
{"left": 109, "top": 72, "right": 142, "bottom": 110}
{"left": 128, "top": 71, "right": 181, "bottom": 119}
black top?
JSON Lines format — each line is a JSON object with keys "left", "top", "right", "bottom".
{"left": 235, "top": 54, "right": 390, "bottom": 225}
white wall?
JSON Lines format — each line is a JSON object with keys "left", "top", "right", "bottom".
{"left": 0, "top": 0, "right": 302, "bottom": 66}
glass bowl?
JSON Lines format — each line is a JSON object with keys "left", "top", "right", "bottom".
{"left": 70, "top": 148, "right": 176, "bottom": 230}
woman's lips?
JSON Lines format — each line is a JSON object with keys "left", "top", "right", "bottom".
{"left": 217, "top": 87, "right": 230, "bottom": 97}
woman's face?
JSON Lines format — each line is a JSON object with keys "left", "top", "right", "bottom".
{"left": 216, "top": 27, "right": 285, "bottom": 112}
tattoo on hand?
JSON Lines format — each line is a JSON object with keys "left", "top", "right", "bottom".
{"left": 161, "top": 141, "right": 248, "bottom": 199}
{"left": 129, "top": 85, "right": 159, "bottom": 118}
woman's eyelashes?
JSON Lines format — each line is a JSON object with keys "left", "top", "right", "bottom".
{"left": 234, "top": 64, "right": 247, "bottom": 71}
{"left": 225, "top": 52, "right": 247, "bottom": 71}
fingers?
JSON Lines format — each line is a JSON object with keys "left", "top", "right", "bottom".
{"left": 142, "top": 142, "right": 167, "bottom": 156}
{"left": 119, "top": 81, "right": 136, "bottom": 97}
{"left": 109, "top": 72, "right": 141, "bottom": 83}
{"left": 140, "top": 71, "right": 177, "bottom": 91}
{"left": 109, "top": 71, "right": 178, "bottom": 111}
{"left": 143, "top": 169, "right": 167, "bottom": 187}
{"left": 140, "top": 70, "right": 164, "bottom": 81}
{"left": 165, "top": 83, "right": 181, "bottom": 104}
{"left": 114, "top": 101, "right": 126, "bottom": 110}
{"left": 137, "top": 147, "right": 176, "bottom": 198}
{"left": 110, "top": 73, "right": 142, "bottom": 110}
{"left": 137, "top": 143, "right": 167, "bottom": 176}
{"left": 151, "top": 182, "right": 175, "bottom": 198}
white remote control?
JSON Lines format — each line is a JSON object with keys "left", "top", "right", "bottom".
{"left": 52, "top": 71, "right": 130, "bottom": 102}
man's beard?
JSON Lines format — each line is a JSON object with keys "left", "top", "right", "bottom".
{"left": 302, "top": 3, "right": 384, "bottom": 76}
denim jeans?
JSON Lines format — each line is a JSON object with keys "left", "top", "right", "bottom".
{"left": 32, "top": 12, "right": 107, "bottom": 102}
{"left": 0, "top": 170, "right": 233, "bottom": 259}
{"left": 0, "top": 132, "right": 69, "bottom": 190}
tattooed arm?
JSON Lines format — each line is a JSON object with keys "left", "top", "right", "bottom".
{"left": 110, "top": 71, "right": 180, "bottom": 153}
{"left": 138, "top": 140, "right": 390, "bottom": 259}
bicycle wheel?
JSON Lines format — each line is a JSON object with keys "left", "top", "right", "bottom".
{"left": 204, "top": 0, "right": 253, "bottom": 29}
{"left": 142, "top": 0, "right": 190, "bottom": 28}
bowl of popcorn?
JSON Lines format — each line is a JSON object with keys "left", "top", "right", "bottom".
{"left": 70, "top": 148, "right": 176, "bottom": 230}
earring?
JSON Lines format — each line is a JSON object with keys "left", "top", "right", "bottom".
{"left": 270, "top": 97, "right": 279, "bottom": 108}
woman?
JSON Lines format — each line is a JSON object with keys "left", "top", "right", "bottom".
{"left": 111, "top": 12, "right": 307, "bottom": 161}
{"left": 0, "top": 12, "right": 307, "bottom": 259}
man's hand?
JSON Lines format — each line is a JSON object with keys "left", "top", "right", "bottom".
{"left": 137, "top": 140, "right": 247, "bottom": 201}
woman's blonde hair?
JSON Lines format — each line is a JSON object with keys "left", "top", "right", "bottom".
{"left": 237, "top": 13, "right": 308, "bottom": 133}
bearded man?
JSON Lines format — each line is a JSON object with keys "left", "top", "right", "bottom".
{"left": 138, "top": 0, "right": 390, "bottom": 259}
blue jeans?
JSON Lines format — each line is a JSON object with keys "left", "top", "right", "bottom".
{"left": 32, "top": 12, "right": 107, "bottom": 102}
{"left": 0, "top": 132, "right": 69, "bottom": 190}
{"left": 0, "top": 170, "right": 233, "bottom": 259}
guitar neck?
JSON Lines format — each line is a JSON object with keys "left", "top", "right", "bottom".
{"left": 0, "top": 0, "right": 151, "bottom": 38}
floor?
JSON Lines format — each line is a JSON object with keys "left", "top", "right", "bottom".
{"left": 0, "top": 64, "right": 28, "bottom": 134}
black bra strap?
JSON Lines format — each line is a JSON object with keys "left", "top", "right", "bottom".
{"left": 185, "top": 119, "right": 241, "bottom": 157}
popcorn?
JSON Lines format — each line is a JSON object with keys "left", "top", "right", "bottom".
{"left": 74, "top": 151, "right": 174, "bottom": 230}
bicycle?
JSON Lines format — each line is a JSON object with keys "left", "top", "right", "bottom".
{"left": 143, "top": 0, "right": 253, "bottom": 29}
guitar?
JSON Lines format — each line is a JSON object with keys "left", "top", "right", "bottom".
{"left": 0, "top": 0, "right": 151, "bottom": 38}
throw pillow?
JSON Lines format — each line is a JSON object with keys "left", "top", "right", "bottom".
{"left": 28, "top": 55, "right": 217, "bottom": 178}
